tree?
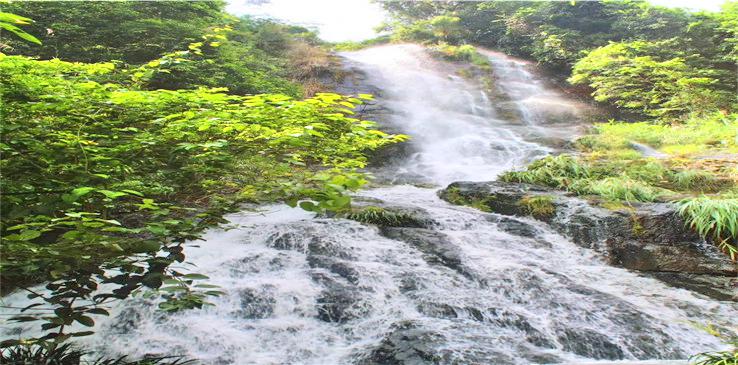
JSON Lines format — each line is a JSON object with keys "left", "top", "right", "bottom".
{"left": 2, "top": 1, "right": 225, "bottom": 64}
{"left": 569, "top": 40, "right": 732, "bottom": 118}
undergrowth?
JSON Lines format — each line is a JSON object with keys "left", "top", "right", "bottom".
{"left": 677, "top": 196, "right": 738, "bottom": 260}
{"left": 518, "top": 195, "right": 556, "bottom": 219}
{"left": 345, "top": 206, "right": 424, "bottom": 227}
{"left": 0, "top": 344, "right": 192, "bottom": 365}
{"left": 501, "top": 112, "right": 738, "bottom": 258}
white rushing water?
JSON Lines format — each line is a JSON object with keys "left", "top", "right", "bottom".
{"left": 2, "top": 44, "right": 735, "bottom": 364}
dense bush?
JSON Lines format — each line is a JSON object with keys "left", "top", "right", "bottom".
{"left": 0, "top": 45, "right": 405, "bottom": 343}
{"left": 2, "top": 1, "right": 226, "bottom": 64}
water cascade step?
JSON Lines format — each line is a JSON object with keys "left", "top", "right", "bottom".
{"left": 2, "top": 44, "right": 734, "bottom": 365}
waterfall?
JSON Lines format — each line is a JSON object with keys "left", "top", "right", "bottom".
{"left": 2, "top": 44, "right": 734, "bottom": 365}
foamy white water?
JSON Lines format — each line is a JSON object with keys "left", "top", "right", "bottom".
{"left": 2, "top": 44, "right": 735, "bottom": 364}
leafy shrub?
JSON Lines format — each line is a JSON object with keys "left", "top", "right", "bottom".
{"left": 346, "top": 206, "right": 424, "bottom": 227}
{"left": 0, "top": 53, "right": 406, "bottom": 342}
{"left": 0, "top": 343, "right": 192, "bottom": 364}
{"left": 677, "top": 196, "right": 738, "bottom": 260}
{"left": 517, "top": 195, "right": 556, "bottom": 219}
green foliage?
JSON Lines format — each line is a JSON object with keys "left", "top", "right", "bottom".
{"left": 586, "top": 114, "right": 738, "bottom": 158}
{"left": 678, "top": 196, "right": 738, "bottom": 260}
{"left": 669, "top": 170, "right": 721, "bottom": 191}
{"left": 2, "top": 1, "right": 225, "bottom": 64}
{"left": 690, "top": 324, "right": 738, "bottom": 365}
{"left": 0, "top": 52, "right": 405, "bottom": 343}
{"left": 383, "top": 0, "right": 738, "bottom": 119}
{"left": 691, "top": 351, "right": 738, "bottom": 365}
{"left": 143, "top": 17, "right": 324, "bottom": 97}
{"left": 386, "top": 15, "right": 465, "bottom": 44}
{"left": 581, "top": 176, "right": 663, "bottom": 202}
{"left": 501, "top": 155, "right": 590, "bottom": 189}
{"left": 430, "top": 43, "right": 490, "bottom": 67}
{"left": 570, "top": 40, "right": 734, "bottom": 118}
{"left": 0, "top": 11, "right": 41, "bottom": 46}
{"left": 517, "top": 195, "right": 556, "bottom": 219}
{"left": 345, "top": 206, "right": 424, "bottom": 227}
{"left": 332, "top": 35, "right": 391, "bottom": 51}
{"left": 0, "top": 343, "right": 192, "bottom": 364}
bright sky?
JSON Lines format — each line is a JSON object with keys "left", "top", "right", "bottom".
{"left": 225, "top": 0, "right": 387, "bottom": 42}
{"left": 225, "top": 0, "right": 729, "bottom": 43}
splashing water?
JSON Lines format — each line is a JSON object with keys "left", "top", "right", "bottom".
{"left": 2, "top": 44, "right": 735, "bottom": 364}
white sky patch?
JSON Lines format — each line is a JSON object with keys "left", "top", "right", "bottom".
{"left": 225, "top": 0, "right": 728, "bottom": 43}
{"left": 225, "top": 0, "right": 387, "bottom": 42}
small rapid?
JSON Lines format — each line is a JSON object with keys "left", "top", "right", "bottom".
{"left": 2, "top": 44, "right": 735, "bottom": 364}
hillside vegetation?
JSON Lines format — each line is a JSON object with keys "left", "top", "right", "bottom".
{"left": 0, "top": 1, "right": 405, "bottom": 354}
{"left": 382, "top": 1, "right": 738, "bottom": 261}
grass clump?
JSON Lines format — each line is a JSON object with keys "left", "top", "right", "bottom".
{"left": 331, "top": 36, "right": 391, "bottom": 51}
{"left": 677, "top": 196, "right": 738, "bottom": 260}
{"left": 501, "top": 155, "right": 590, "bottom": 189}
{"left": 669, "top": 169, "right": 721, "bottom": 191}
{"left": 430, "top": 43, "right": 491, "bottom": 68}
{"left": 583, "top": 177, "right": 664, "bottom": 202}
{"left": 345, "top": 206, "right": 424, "bottom": 227}
{"left": 518, "top": 195, "right": 556, "bottom": 219}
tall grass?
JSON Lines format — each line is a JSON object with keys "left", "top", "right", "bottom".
{"left": 501, "top": 155, "right": 590, "bottom": 188}
{"left": 669, "top": 169, "right": 720, "bottom": 191}
{"left": 582, "top": 177, "right": 664, "bottom": 202}
{"left": 677, "top": 196, "right": 738, "bottom": 260}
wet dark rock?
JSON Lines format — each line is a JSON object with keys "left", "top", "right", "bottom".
{"left": 486, "top": 307, "right": 555, "bottom": 349}
{"left": 266, "top": 226, "right": 354, "bottom": 258}
{"left": 557, "top": 328, "right": 624, "bottom": 360}
{"left": 379, "top": 227, "right": 473, "bottom": 279}
{"left": 107, "top": 306, "right": 144, "bottom": 334}
{"left": 439, "top": 181, "right": 737, "bottom": 301}
{"left": 312, "top": 272, "right": 367, "bottom": 323}
{"left": 651, "top": 272, "right": 737, "bottom": 302}
{"left": 359, "top": 321, "right": 445, "bottom": 365}
{"left": 308, "top": 255, "right": 360, "bottom": 285}
{"left": 237, "top": 287, "right": 275, "bottom": 319}
{"left": 416, "top": 301, "right": 458, "bottom": 319}
{"left": 487, "top": 216, "right": 539, "bottom": 238}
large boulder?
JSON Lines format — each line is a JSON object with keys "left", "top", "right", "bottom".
{"left": 439, "top": 181, "right": 737, "bottom": 300}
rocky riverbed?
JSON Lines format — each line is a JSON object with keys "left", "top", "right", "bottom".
{"left": 438, "top": 181, "right": 737, "bottom": 301}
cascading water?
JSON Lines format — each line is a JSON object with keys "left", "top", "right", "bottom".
{"left": 2, "top": 44, "right": 735, "bottom": 364}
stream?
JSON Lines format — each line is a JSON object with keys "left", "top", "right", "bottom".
{"left": 3, "top": 44, "right": 735, "bottom": 364}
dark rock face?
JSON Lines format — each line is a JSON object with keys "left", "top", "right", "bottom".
{"left": 439, "top": 181, "right": 737, "bottom": 300}
{"left": 237, "top": 287, "right": 276, "bottom": 319}
{"left": 359, "top": 321, "right": 445, "bottom": 365}
{"left": 379, "top": 227, "right": 474, "bottom": 280}
{"left": 557, "top": 328, "right": 624, "bottom": 360}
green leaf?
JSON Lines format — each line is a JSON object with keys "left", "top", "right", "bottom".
{"left": 75, "top": 315, "right": 95, "bottom": 327}
{"left": 182, "top": 273, "right": 209, "bottom": 280}
{"left": 98, "top": 190, "right": 128, "bottom": 199}
{"left": 0, "top": 22, "right": 41, "bottom": 45}
{"left": 135, "top": 241, "right": 161, "bottom": 253}
{"left": 299, "top": 201, "right": 318, "bottom": 211}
